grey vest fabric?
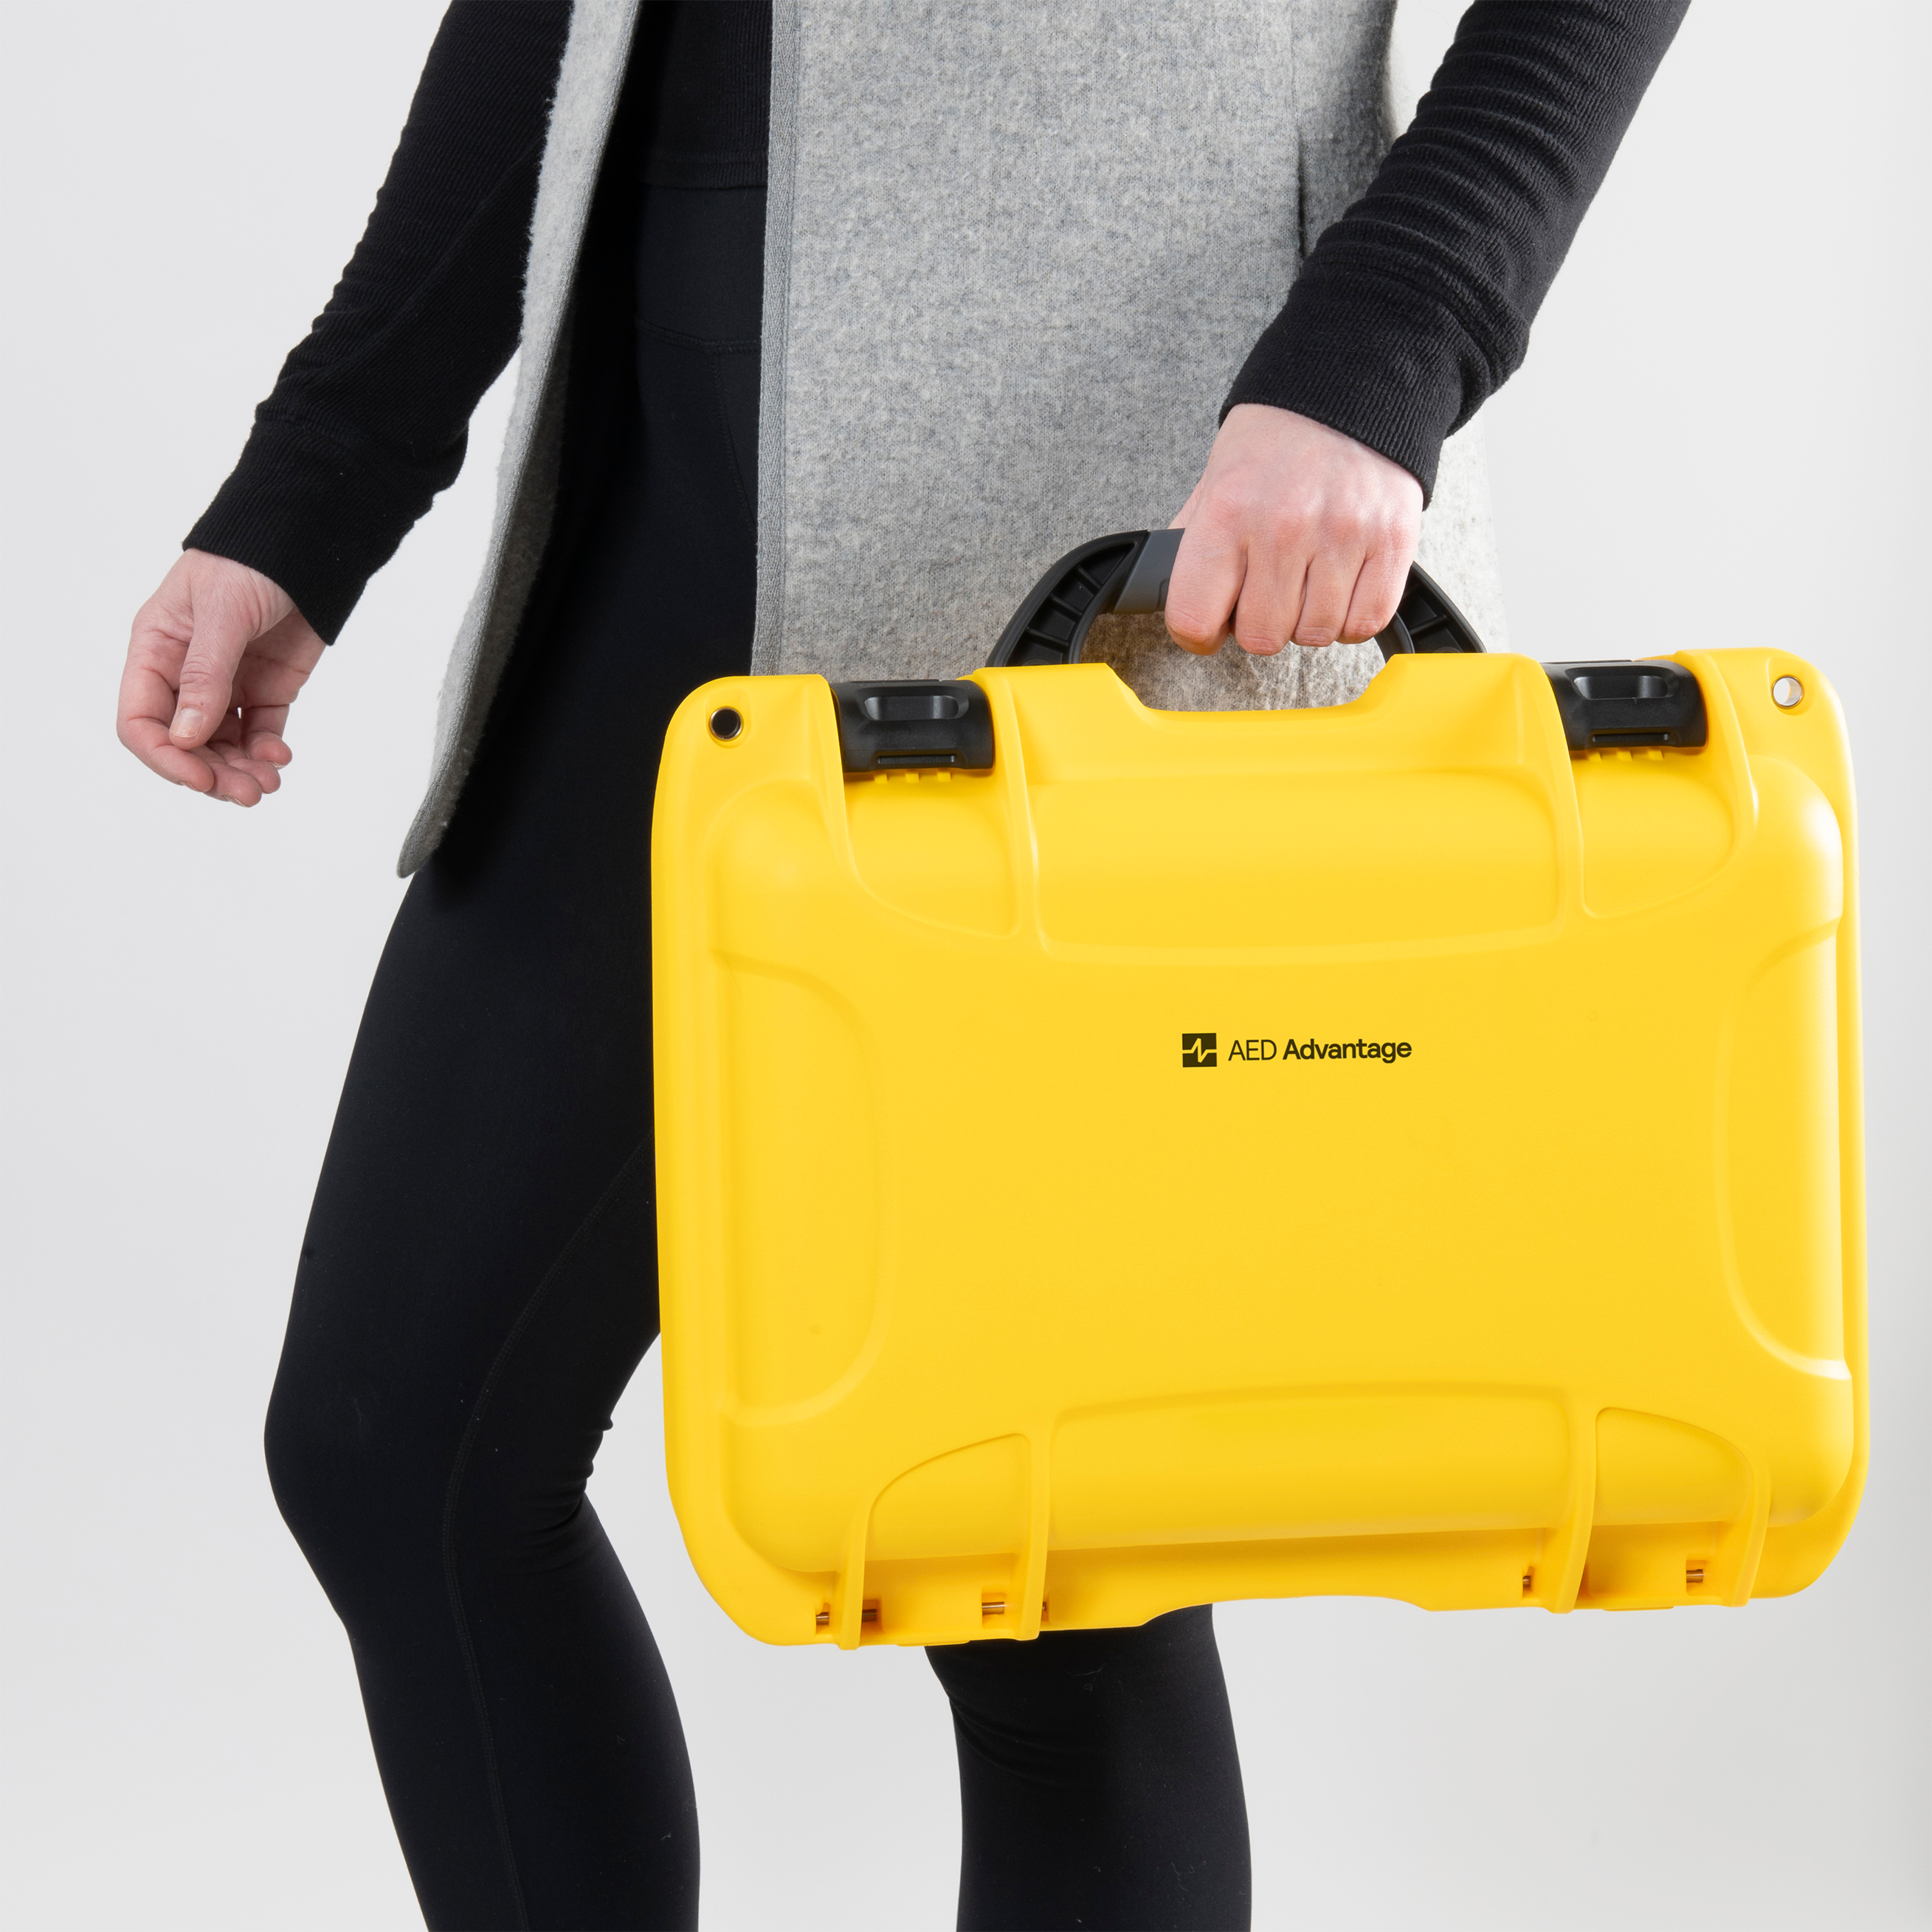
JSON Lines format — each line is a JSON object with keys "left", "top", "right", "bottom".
{"left": 399, "top": 0, "right": 1507, "bottom": 876}
{"left": 399, "top": 0, "right": 642, "bottom": 875}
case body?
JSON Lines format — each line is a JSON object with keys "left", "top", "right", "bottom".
{"left": 652, "top": 652, "right": 1865, "bottom": 1647}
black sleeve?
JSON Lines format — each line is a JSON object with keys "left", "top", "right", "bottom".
{"left": 1224, "top": 0, "right": 1690, "bottom": 500}
{"left": 184, "top": 2, "right": 572, "bottom": 642}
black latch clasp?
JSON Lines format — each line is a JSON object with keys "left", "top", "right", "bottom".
{"left": 1542, "top": 660, "right": 1707, "bottom": 751}
{"left": 830, "top": 679, "right": 996, "bottom": 773}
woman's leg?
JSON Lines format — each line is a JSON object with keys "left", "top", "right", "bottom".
{"left": 266, "top": 182, "right": 765, "bottom": 1931}
{"left": 927, "top": 1610, "right": 1252, "bottom": 1932}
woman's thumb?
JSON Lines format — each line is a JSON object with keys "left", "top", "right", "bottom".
{"left": 168, "top": 573, "right": 267, "bottom": 749}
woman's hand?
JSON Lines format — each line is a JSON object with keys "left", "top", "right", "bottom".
{"left": 1165, "top": 404, "right": 1423, "bottom": 656}
{"left": 117, "top": 551, "right": 326, "bottom": 805}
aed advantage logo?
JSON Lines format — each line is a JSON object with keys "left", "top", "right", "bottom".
{"left": 1181, "top": 1032, "right": 1413, "bottom": 1066}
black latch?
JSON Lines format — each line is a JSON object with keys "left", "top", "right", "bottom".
{"left": 1542, "top": 660, "right": 1706, "bottom": 751}
{"left": 829, "top": 679, "right": 996, "bottom": 773}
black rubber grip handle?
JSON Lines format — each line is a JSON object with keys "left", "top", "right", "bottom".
{"left": 1374, "top": 564, "right": 1488, "bottom": 658}
{"left": 987, "top": 530, "right": 1488, "bottom": 667}
{"left": 987, "top": 531, "right": 1150, "bottom": 668}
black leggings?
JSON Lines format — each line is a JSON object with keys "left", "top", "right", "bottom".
{"left": 265, "top": 184, "right": 1250, "bottom": 1932}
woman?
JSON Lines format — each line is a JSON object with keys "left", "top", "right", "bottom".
{"left": 114, "top": 4, "right": 1685, "bottom": 1926}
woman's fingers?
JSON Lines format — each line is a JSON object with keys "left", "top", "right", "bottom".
{"left": 1340, "top": 542, "right": 1410, "bottom": 644}
{"left": 120, "top": 689, "right": 278, "bottom": 802}
{"left": 210, "top": 747, "right": 274, "bottom": 804}
{"left": 190, "top": 700, "right": 285, "bottom": 802}
{"left": 1229, "top": 537, "right": 1310, "bottom": 655}
{"left": 208, "top": 729, "right": 284, "bottom": 798}
{"left": 1288, "top": 548, "right": 1361, "bottom": 649}
{"left": 238, "top": 700, "right": 294, "bottom": 769}
{"left": 1162, "top": 522, "right": 1244, "bottom": 655}
{"left": 242, "top": 731, "right": 294, "bottom": 769}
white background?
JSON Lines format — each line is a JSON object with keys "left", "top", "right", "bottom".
{"left": 3, "top": 4, "right": 1926, "bottom": 1926}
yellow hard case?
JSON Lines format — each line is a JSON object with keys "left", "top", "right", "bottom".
{"left": 651, "top": 650, "right": 1864, "bottom": 1646}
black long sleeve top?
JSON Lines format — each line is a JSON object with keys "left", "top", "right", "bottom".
{"left": 184, "top": 0, "right": 1686, "bottom": 643}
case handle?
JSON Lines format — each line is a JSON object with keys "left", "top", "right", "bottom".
{"left": 982, "top": 529, "right": 1708, "bottom": 753}
{"left": 984, "top": 528, "right": 1490, "bottom": 668}
{"left": 830, "top": 533, "right": 1706, "bottom": 772}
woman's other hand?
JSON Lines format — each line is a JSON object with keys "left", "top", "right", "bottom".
{"left": 1165, "top": 404, "right": 1424, "bottom": 656}
{"left": 117, "top": 551, "right": 326, "bottom": 804}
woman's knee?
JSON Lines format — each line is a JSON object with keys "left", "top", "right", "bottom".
{"left": 930, "top": 1610, "right": 1250, "bottom": 1929}
{"left": 262, "top": 1333, "right": 452, "bottom": 1602}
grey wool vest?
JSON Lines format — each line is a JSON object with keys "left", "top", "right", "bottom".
{"left": 398, "top": 0, "right": 1508, "bottom": 877}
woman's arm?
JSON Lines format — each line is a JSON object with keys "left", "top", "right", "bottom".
{"left": 118, "top": 2, "right": 570, "bottom": 804}
{"left": 1167, "top": 0, "right": 1691, "bottom": 656}
{"left": 187, "top": 1, "right": 571, "bottom": 641}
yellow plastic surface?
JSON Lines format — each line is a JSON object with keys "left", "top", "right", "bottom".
{"left": 651, "top": 652, "right": 1866, "bottom": 1646}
